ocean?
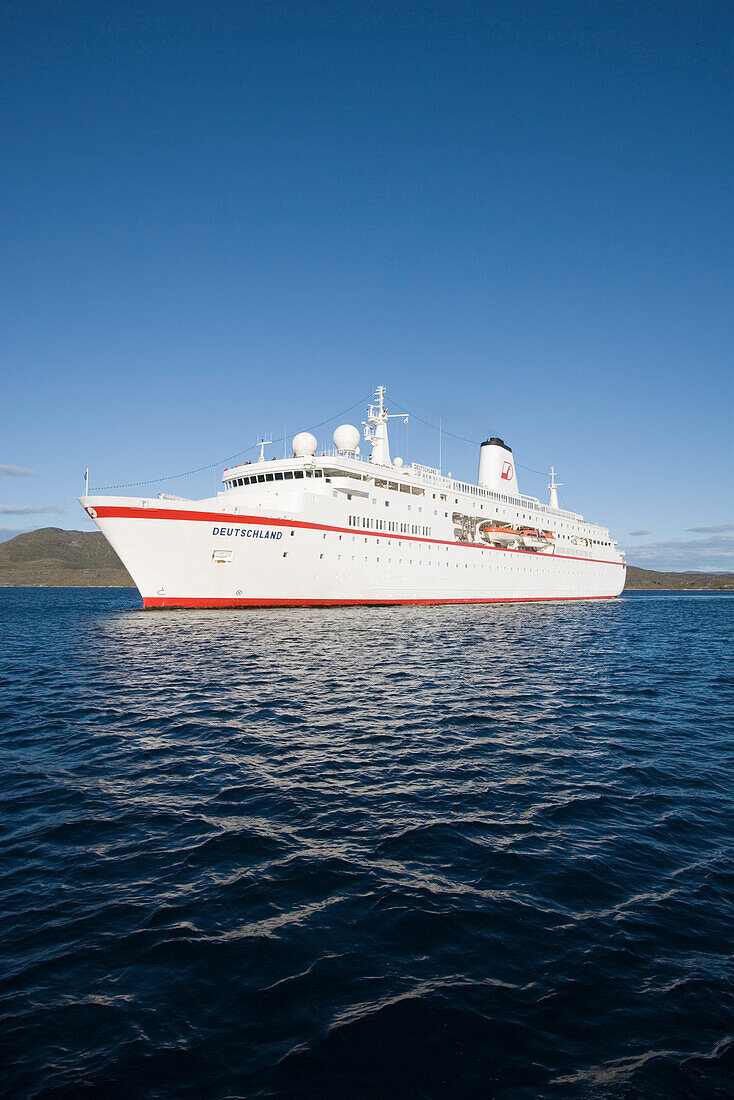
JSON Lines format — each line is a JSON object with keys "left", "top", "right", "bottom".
{"left": 1, "top": 588, "right": 732, "bottom": 1098}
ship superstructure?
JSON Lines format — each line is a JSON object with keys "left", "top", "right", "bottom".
{"left": 80, "top": 387, "right": 625, "bottom": 607}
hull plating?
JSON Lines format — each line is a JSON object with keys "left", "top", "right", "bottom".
{"left": 85, "top": 499, "right": 626, "bottom": 609}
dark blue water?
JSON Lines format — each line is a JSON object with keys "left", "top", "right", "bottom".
{"left": 1, "top": 589, "right": 732, "bottom": 1099}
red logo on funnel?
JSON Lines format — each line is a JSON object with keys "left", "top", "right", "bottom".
{"left": 501, "top": 461, "right": 513, "bottom": 481}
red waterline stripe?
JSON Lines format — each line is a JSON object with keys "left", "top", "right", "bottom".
{"left": 89, "top": 505, "right": 625, "bottom": 569}
{"left": 142, "top": 594, "right": 619, "bottom": 609}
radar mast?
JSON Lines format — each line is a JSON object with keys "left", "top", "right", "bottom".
{"left": 548, "top": 466, "right": 562, "bottom": 509}
{"left": 362, "top": 386, "right": 406, "bottom": 467}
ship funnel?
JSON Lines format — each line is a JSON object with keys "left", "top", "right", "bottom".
{"left": 477, "top": 437, "right": 520, "bottom": 496}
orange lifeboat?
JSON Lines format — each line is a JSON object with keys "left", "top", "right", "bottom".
{"left": 519, "top": 526, "right": 546, "bottom": 550}
{"left": 480, "top": 522, "right": 519, "bottom": 547}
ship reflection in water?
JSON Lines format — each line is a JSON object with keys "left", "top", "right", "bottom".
{"left": 1, "top": 588, "right": 732, "bottom": 1098}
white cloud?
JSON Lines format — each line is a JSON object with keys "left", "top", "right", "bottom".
{"left": 687, "top": 523, "right": 734, "bottom": 534}
{"left": 0, "top": 505, "right": 65, "bottom": 515}
{"left": 629, "top": 534, "right": 734, "bottom": 572}
{"left": 629, "top": 528, "right": 653, "bottom": 536}
{"left": 0, "top": 465, "right": 36, "bottom": 476}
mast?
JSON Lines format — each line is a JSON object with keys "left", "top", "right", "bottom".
{"left": 548, "top": 466, "right": 562, "bottom": 509}
{"left": 363, "top": 386, "right": 405, "bottom": 466}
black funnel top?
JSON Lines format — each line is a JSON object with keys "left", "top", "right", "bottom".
{"left": 482, "top": 437, "right": 512, "bottom": 451}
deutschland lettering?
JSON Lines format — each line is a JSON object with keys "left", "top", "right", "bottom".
{"left": 212, "top": 526, "right": 283, "bottom": 539}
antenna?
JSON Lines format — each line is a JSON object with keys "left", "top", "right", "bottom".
{"left": 84, "top": 467, "right": 89, "bottom": 496}
{"left": 257, "top": 437, "right": 272, "bottom": 463}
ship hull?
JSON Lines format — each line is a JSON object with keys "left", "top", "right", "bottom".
{"left": 83, "top": 498, "right": 626, "bottom": 608}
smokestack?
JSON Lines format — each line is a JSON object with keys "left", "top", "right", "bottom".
{"left": 477, "top": 437, "right": 520, "bottom": 496}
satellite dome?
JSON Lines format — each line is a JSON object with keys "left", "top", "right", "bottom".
{"left": 292, "top": 431, "right": 317, "bottom": 457}
{"left": 393, "top": 456, "right": 403, "bottom": 467}
{"left": 333, "top": 424, "right": 361, "bottom": 455}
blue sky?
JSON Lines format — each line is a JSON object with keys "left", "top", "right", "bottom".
{"left": 2, "top": 1, "right": 732, "bottom": 569}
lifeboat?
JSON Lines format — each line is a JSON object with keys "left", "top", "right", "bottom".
{"left": 479, "top": 522, "right": 519, "bottom": 546}
{"left": 519, "top": 526, "right": 547, "bottom": 550}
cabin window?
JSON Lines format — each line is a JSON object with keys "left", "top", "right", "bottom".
{"left": 294, "top": 471, "right": 304, "bottom": 479}
{"left": 257, "top": 475, "right": 265, "bottom": 483}
{"left": 284, "top": 471, "right": 293, "bottom": 480}
{"left": 266, "top": 474, "right": 274, "bottom": 482}
{"left": 274, "top": 472, "right": 283, "bottom": 481}
{"left": 315, "top": 469, "right": 323, "bottom": 477}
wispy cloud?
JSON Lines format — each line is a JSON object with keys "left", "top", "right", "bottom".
{"left": 629, "top": 533, "right": 734, "bottom": 572}
{"left": 687, "top": 523, "right": 734, "bottom": 534}
{"left": 0, "top": 505, "right": 65, "bottom": 516}
{"left": 0, "top": 526, "right": 34, "bottom": 542}
{"left": 0, "top": 465, "right": 36, "bottom": 477}
{"left": 629, "top": 528, "right": 653, "bottom": 536}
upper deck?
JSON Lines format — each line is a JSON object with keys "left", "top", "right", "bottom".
{"left": 219, "top": 451, "right": 617, "bottom": 544}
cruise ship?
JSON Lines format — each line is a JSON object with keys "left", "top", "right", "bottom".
{"left": 80, "top": 387, "right": 625, "bottom": 607}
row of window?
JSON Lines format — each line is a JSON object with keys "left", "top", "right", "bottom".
{"left": 347, "top": 515, "right": 431, "bottom": 537}
{"left": 373, "top": 478, "right": 425, "bottom": 497}
{"left": 226, "top": 469, "right": 325, "bottom": 488}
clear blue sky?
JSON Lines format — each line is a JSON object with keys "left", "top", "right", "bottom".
{"left": 2, "top": 1, "right": 732, "bottom": 569}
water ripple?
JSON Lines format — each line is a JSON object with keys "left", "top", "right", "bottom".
{"left": 0, "top": 589, "right": 732, "bottom": 1098}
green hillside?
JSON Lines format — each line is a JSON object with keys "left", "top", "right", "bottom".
{"left": 624, "top": 565, "right": 733, "bottom": 590}
{"left": 0, "top": 528, "right": 135, "bottom": 587}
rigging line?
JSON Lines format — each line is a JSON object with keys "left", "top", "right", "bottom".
{"left": 388, "top": 397, "right": 480, "bottom": 446}
{"left": 390, "top": 394, "right": 550, "bottom": 475}
{"left": 89, "top": 392, "right": 373, "bottom": 492}
{"left": 516, "top": 462, "right": 551, "bottom": 477}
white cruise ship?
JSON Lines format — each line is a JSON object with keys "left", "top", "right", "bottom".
{"left": 80, "top": 387, "right": 625, "bottom": 607}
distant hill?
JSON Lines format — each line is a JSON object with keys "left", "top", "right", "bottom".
{"left": 1, "top": 528, "right": 732, "bottom": 591}
{"left": 625, "top": 565, "right": 733, "bottom": 590}
{"left": 0, "top": 528, "right": 135, "bottom": 587}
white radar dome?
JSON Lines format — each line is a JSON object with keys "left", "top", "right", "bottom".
{"left": 393, "top": 456, "right": 403, "bottom": 468}
{"left": 332, "top": 424, "right": 361, "bottom": 455}
{"left": 292, "top": 431, "right": 317, "bottom": 457}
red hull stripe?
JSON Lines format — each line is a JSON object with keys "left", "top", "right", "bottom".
{"left": 90, "top": 505, "right": 624, "bottom": 568}
{"left": 142, "top": 594, "right": 618, "bottom": 609}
